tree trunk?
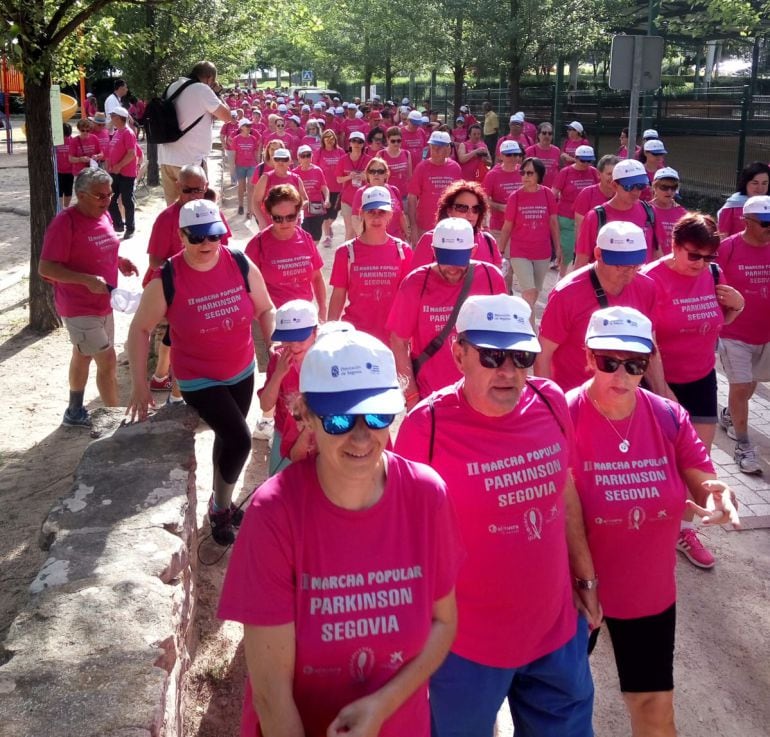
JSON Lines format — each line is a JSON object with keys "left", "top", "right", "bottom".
{"left": 363, "top": 35, "right": 372, "bottom": 100}
{"left": 25, "top": 71, "right": 61, "bottom": 332}
{"left": 507, "top": 0, "right": 521, "bottom": 112}
{"left": 385, "top": 53, "right": 393, "bottom": 102}
{"left": 452, "top": 14, "right": 464, "bottom": 113}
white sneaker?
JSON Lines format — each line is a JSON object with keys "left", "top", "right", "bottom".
{"left": 719, "top": 407, "right": 737, "bottom": 441}
{"left": 254, "top": 418, "right": 274, "bottom": 440}
{"left": 734, "top": 444, "right": 762, "bottom": 475}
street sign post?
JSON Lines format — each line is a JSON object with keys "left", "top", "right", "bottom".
{"left": 301, "top": 70, "right": 313, "bottom": 83}
{"left": 609, "top": 35, "right": 664, "bottom": 157}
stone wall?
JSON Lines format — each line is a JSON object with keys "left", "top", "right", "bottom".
{"left": 0, "top": 406, "right": 199, "bottom": 737}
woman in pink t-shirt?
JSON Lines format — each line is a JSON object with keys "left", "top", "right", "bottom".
{"left": 567, "top": 306, "right": 739, "bottom": 737}
{"left": 456, "top": 124, "right": 492, "bottom": 182}
{"left": 350, "top": 158, "right": 409, "bottom": 241}
{"left": 525, "top": 122, "right": 561, "bottom": 188}
{"left": 329, "top": 185, "right": 413, "bottom": 343}
{"left": 376, "top": 126, "right": 413, "bottom": 202}
{"left": 641, "top": 213, "right": 744, "bottom": 569}
{"left": 68, "top": 118, "right": 104, "bottom": 175}
{"left": 251, "top": 148, "right": 308, "bottom": 229}
{"left": 217, "top": 330, "right": 462, "bottom": 737}
{"left": 560, "top": 121, "right": 589, "bottom": 165}
{"left": 649, "top": 168, "right": 686, "bottom": 255}
{"left": 314, "top": 129, "right": 346, "bottom": 248}
{"left": 335, "top": 131, "right": 372, "bottom": 240}
{"left": 716, "top": 161, "right": 770, "bottom": 237}
{"left": 498, "top": 156, "right": 561, "bottom": 317}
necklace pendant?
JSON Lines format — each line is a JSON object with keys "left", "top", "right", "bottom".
{"left": 619, "top": 439, "right": 630, "bottom": 453}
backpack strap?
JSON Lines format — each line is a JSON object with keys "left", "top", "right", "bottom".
{"left": 482, "top": 230, "right": 497, "bottom": 262}
{"left": 589, "top": 263, "right": 609, "bottom": 308}
{"left": 428, "top": 395, "right": 436, "bottom": 464}
{"left": 161, "top": 259, "right": 175, "bottom": 306}
{"left": 640, "top": 200, "right": 659, "bottom": 252}
{"left": 227, "top": 248, "right": 251, "bottom": 292}
{"left": 594, "top": 205, "right": 606, "bottom": 229}
{"left": 525, "top": 380, "right": 566, "bottom": 437}
{"left": 164, "top": 78, "right": 204, "bottom": 137}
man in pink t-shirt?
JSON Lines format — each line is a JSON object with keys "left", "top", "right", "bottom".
{"left": 407, "top": 131, "right": 462, "bottom": 244}
{"left": 400, "top": 110, "right": 428, "bottom": 165}
{"left": 396, "top": 293, "right": 597, "bottom": 737}
{"left": 536, "top": 221, "right": 668, "bottom": 395}
{"left": 107, "top": 107, "right": 138, "bottom": 238}
{"left": 39, "top": 168, "right": 139, "bottom": 428}
{"left": 716, "top": 195, "right": 770, "bottom": 475}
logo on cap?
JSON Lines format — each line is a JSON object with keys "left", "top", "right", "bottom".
{"left": 331, "top": 366, "right": 339, "bottom": 378}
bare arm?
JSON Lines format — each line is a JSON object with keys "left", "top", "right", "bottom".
{"left": 252, "top": 175, "right": 269, "bottom": 229}
{"left": 244, "top": 623, "right": 305, "bottom": 737}
{"left": 533, "top": 336, "right": 558, "bottom": 379}
{"left": 311, "top": 269, "right": 327, "bottom": 322}
{"left": 407, "top": 194, "right": 418, "bottom": 245}
{"left": 246, "top": 258, "right": 276, "bottom": 350}
{"left": 456, "top": 142, "right": 475, "bottom": 164}
{"left": 391, "top": 334, "right": 419, "bottom": 410}
{"left": 327, "top": 286, "right": 347, "bottom": 322}
{"left": 549, "top": 214, "right": 562, "bottom": 265}
{"left": 644, "top": 335, "right": 676, "bottom": 400}
{"left": 39, "top": 259, "right": 110, "bottom": 294}
{"left": 213, "top": 103, "right": 233, "bottom": 124}
{"left": 497, "top": 220, "right": 513, "bottom": 259}
{"left": 259, "top": 349, "right": 292, "bottom": 413}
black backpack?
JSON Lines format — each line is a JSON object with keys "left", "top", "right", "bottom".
{"left": 145, "top": 78, "right": 205, "bottom": 145}
{"left": 161, "top": 248, "right": 250, "bottom": 305}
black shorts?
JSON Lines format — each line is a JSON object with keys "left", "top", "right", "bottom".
{"left": 589, "top": 604, "right": 676, "bottom": 693}
{"left": 668, "top": 369, "right": 718, "bottom": 423}
{"left": 58, "top": 172, "right": 74, "bottom": 197}
{"left": 301, "top": 214, "right": 324, "bottom": 242}
{"left": 324, "top": 191, "right": 342, "bottom": 221}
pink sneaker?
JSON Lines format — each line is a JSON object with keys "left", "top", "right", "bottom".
{"left": 150, "top": 374, "right": 172, "bottom": 391}
{"left": 676, "top": 528, "right": 715, "bottom": 569}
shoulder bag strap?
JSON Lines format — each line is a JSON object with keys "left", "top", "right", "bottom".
{"left": 589, "top": 263, "right": 609, "bottom": 308}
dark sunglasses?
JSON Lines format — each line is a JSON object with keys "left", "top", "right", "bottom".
{"left": 271, "top": 212, "right": 298, "bottom": 223}
{"left": 368, "top": 168, "right": 387, "bottom": 175}
{"left": 463, "top": 342, "right": 537, "bottom": 369}
{"left": 299, "top": 153, "right": 312, "bottom": 158}
{"left": 350, "top": 140, "right": 364, "bottom": 144}
{"left": 184, "top": 231, "right": 222, "bottom": 244}
{"left": 451, "top": 203, "right": 483, "bottom": 214}
{"left": 520, "top": 169, "right": 537, "bottom": 176}
{"left": 656, "top": 183, "right": 678, "bottom": 192}
{"left": 373, "top": 137, "right": 384, "bottom": 143}
{"left": 593, "top": 353, "right": 650, "bottom": 375}
{"left": 746, "top": 217, "right": 770, "bottom": 229}
{"left": 620, "top": 182, "right": 647, "bottom": 192}
{"left": 389, "top": 138, "right": 402, "bottom": 143}
{"left": 502, "top": 152, "right": 521, "bottom": 158}
{"left": 181, "top": 187, "right": 206, "bottom": 194}
{"left": 684, "top": 250, "right": 718, "bottom": 262}
{"left": 539, "top": 131, "right": 553, "bottom": 136}
{"left": 319, "top": 413, "right": 396, "bottom": 435}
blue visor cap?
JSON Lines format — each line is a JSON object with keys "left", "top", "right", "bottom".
{"left": 434, "top": 247, "right": 472, "bottom": 266}
{"left": 463, "top": 330, "right": 541, "bottom": 352}
{"left": 184, "top": 221, "right": 228, "bottom": 238}
{"left": 600, "top": 247, "right": 647, "bottom": 266}
{"left": 304, "top": 386, "right": 404, "bottom": 415}
{"left": 271, "top": 325, "right": 315, "bottom": 342}
{"left": 616, "top": 174, "right": 649, "bottom": 188}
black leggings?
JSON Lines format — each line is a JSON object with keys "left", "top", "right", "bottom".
{"left": 181, "top": 374, "right": 254, "bottom": 484}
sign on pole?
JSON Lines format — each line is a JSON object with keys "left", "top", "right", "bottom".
{"left": 50, "top": 85, "right": 63, "bottom": 146}
{"left": 609, "top": 36, "right": 664, "bottom": 157}
{"left": 301, "top": 70, "right": 313, "bottom": 83}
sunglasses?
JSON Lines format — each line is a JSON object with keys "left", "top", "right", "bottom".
{"left": 373, "top": 137, "right": 384, "bottom": 143}
{"left": 521, "top": 169, "right": 537, "bottom": 176}
{"left": 451, "top": 203, "right": 483, "bottom": 214}
{"left": 746, "top": 217, "right": 770, "bottom": 229}
{"left": 656, "top": 183, "right": 678, "bottom": 192}
{"left": 463, "top": 342, "right": 537, "bottom": 369}
{"left": 351, "top": 140, "right": 364, "bottom": 144}
{"left": 683, "top": 250, "right": 718, "bottom": 262}
{"left": 389, "top": 138, "right": 402, "bottom": 143}
{"left": 271, "top": 212, "right": 298, "bottom": 223}
{"left": 539, "top": 131, "right": 553, "bottom": 135}
{"left": 86, "top": 191, "right": 111, "bottom": 202}
{"left": 299, "top": 153, "right": 312, "bottom": 158}
{"left": 275, "top": 124, "right": 285, "bottom": 129}
{"left": 620, "top": 182, "right": 647, "bottom": 192}
{"left": 368, "top": 168, "right": 387, "bottom": 175}
{"left": 274, "top": 157, "right": 290, "bottom": 163}
{"left": 319, "top": 413, "right": 396, "bottom": 435}
{"left": 181, "top": 187, "right": 206, "bottom": 194}
{"left": 184, "top": 231, "right": 222, "bottom": 244}
{"left": 502, "top": 152, "right": 521, "bottom": 157}
{"left": 593, "top": 353, "right": 650, "bottom": 375}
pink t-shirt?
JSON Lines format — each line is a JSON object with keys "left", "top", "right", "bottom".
{"left": 68, "top": 133, "right": 102, "bottom": 175}
{"left": 561, "top": 136, "right": 590, "bottom": 160}
{"left": 451, "top": 127, "right": 468, "bottom": 145}
{"left": 386, "top": 262, "right": 506, "bottom": 397}
{"left": 458, "top": 141, "right": 489, "bottom": 181}
{"left": 539, "top": 266, "right": 658, "bottom": 392}
{"left": 294, "top": 164, "right": 328, "bottom": 207}
{"left": 407, "top": 159, "right": 463, "bottom": 231}
{"left": 395, "top": 379, "right": 578, "bottom": 667}
{"left": 641, "top": 258, "right": 724, "bottom": 383}
{"left": 375, "top": 149, "right": 411, "bottom": 197}
{"left": 351, "top": 184, "right": 405, "bottom": 240}
{"left": 496, "top": 133, "right": 531, "bottom": 159}
{"left": 411, "top": 230, "right": 501, "bottom": 270}
{"left": 220, "top": 121, "right": 238, "bottom": 149}
{"left": 335, "top": 153, "right": 372, "bottom": 206}
{"left": 107, "top": 126, "right": 138, "bottom": 177}
{"left": 233, "top": 133, "right": 261, "bottom": 167}
{"left": 400, "top": 126, "right": 427, "bottom": 166}
{"left": 717, "top": 205, "right": 744, "bottom": 238}
{"left": 552, "top": 166, "right": 600, "bottom": 219}
{"left": 217, "top": 453, "right": 464, "bottom": 737}
{"left": 313, "top": 146, "right": 345, "bottom": 194}
{"left": 40, "top": 208, "right": 118, "bottom": 317}
{"left": 575, "top": 202, "right": 656, "bottom": 262}
{"left": 573, "top": 184, "right": 612, "bottom": 220}
{"left": 568, "top": 387, "right": 714, "bottom": 619}
{"left": 503, "top": 186, "right": 557, "bottom": 260}
{"left": 483, "top": 166, "right": 523, "bottom": 231}
{"left": 717, "top": 233, "right": 770, "bottom": 344}
{"left": 651, "top": 204, "right": 687, "bottom": 256}
{"left": 524, "top": 144, "right": 561, "bottom": 188}
{"left": 257, "top": 349, "right": 299, "bottom": 435}
{"left": 163, "top": 248, "right": 255, "bottom": 383}
{"left": 245, "top": 226, "right": 322, "bottom": 308}
{"left": 56, "top": 138, "right": 73, "bottom": 175}
{"left": 330, "top": 236, "right": 413, "bottom": 343}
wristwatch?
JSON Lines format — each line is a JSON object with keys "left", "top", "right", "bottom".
{"left": 574, "top": 577, "right": 598, "bottom": 590}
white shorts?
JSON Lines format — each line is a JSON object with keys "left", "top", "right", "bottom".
{"left": 510, "top": 257, "right": 550, "bottom": 293}
{"left": 718, "top": 338, "right": 770, "bottom": 384}
{"left": 63, "top": 314, "right": 115, "bottom": 356}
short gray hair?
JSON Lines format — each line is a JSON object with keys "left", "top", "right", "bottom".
{"left": 74, "top": 167, "right": 112, "bottom": 194}
{"left": 179, "top": 164, "right": 207, "bottom": 183}
{"left": 597, "top": 154, "right": 621, "bottom": 173}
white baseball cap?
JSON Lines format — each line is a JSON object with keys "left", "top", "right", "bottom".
{"left": 237, "top": 118, "right": 252, "bottom": 128}
{"left": 297, "top": 144, "right": 313, "bottom": 156}
{"left": 654, "top": 166, "right": 679, "bottom": 182}
{"left": 335, "top": 107, "right": 345, "bottom": 115}
{"left": 401, "top": 97, "right": 411, "bottom": 105}
{"left": 510, "top": 113, "right": 525, "bottom": 124}
{"left": 500, "top": 140, "right": 523, "bottom": 155}
{"left": 110, "top": 106, "right": 130, "bottom": 119}
{"left": 407, "top": 110, "right": 422, "bottom": 122}
{"left": 596, "top": 221, "right": 647, "bottom": 265}
{"left": 272, "top": 148, "right": 291, "bottom": 161}
{"left": 301, "top": 104, "right": 311, "bottom": 112}
{"left": 567, "top": 120, "right": 584, "bottom": 134}
{"left": 585, "top": 306, "right": 653, "bottom": 354}
{"left": 644, "top": 139, "right": 667, "bottom": 155}
{"left": 432, "top": 217, "right": 474, "bottom": 265}
{"left": 355, "top": 110, "right": 364, "bottom": 119}
{"left": 272, "top": 299, "right": 318, "bottom": 342}
{"left": 317, "top": 320, "right": 355, "bottom": 337}
{"left": 575, "top": 145, "right": 595, "bottom": 161}
{"left": 428, "top": 130, "right": 451, "bottom": 146}
{"left": 277, "top": 104, "right": 288, "bottom": 112}
{"left": 178, "top": 200, "right": 227, "bottom": 237}
{"left": 348, "top": 131, "right": 365, "bottom": 142}
{"left": 642, "top": 128, "right": 659, "bottom": 140}
{"left": 362, "top": 186, "right": 392, "bottom": 211}
{"left": 456, "top": 295, "right": 540, "bottom": 352}
{"left": 612, "top": 158, "right": 648, "bottom": 186}
{"left": 460, "top": 105, "right": 470, "bottom": 113}
{"left": 743, "top": 195, "right": 770, "bottom": 221}
{"left": 299, "top": 330, "right": 404, "bottom": 415}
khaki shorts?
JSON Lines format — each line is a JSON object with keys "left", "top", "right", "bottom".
{"left": 510, "top": 257, "right": 550, "bottom": 293}
{"left": 719, "top": 338, "right": 770, "bottom": 384}
{"left": 63, "top": 314, "right": 115, "bottom": 356}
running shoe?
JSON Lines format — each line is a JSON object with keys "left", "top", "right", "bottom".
{"left": 230, "top": 503, "right": 245, "bottom": 527}
{"left": 62, "top": 406, "right": 92, "bottom": 427}
{"left": 719, "top": 407, "right": 737, "bottom": 440}
{"left": 208, "top": 496, "right": 235, "bottom": 546}
{"left": 322, "top": 236, "right": 333, "bottom": 248}
{"left": 735, "top": 444, "right": 762, "bottom": 475}
{"left": 238, "top": 206, "right": 244, "bottom": 215}
{"left": 253, "top": 418, "right": 274, "bottom": 440}
{"left": 676, "top": 528, "right": 715, "bottom": 569}
{"left": 150, "top": 374, "right": 172, "bottom": 391}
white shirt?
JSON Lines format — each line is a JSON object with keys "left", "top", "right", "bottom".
{"left": 158, "top": 78, "right": 222, "bottom": 167}
{"left": 104, "top": 93, "right": 122, "bottom": 119}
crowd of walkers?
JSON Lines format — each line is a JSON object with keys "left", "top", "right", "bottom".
{"left": 39, "top": 65, "right": 767, "bottom": 737}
